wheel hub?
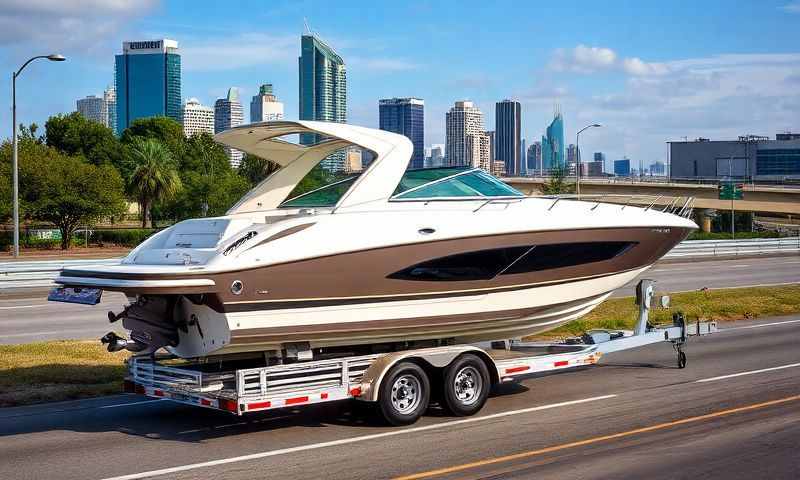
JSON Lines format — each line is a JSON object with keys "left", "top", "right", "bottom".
{"left": 454, "top": 366, "right": 482, "bottom": 406}
{"left": 391, "top": 374, "right": 421, "bottom": 414}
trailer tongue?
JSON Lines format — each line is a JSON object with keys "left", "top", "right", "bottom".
{"left": 123, "top": 280, "right": 716, "bottom": 425}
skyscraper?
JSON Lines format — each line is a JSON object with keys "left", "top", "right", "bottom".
{"left": 541, "top": 110, "right": 565, "bottom": 171}
{"left": 76, "top": 95, "right": 108, "bottom": 126}
{"left": 430, "top": 145, "right": 444, "bottom": 167}
{"left": 520, "top": 138, "right": 527, "bottom": 176}
{"left": 299, "top": 33, "right": 347, "bottom": 170}
{"left": 527, "top": 141, "right": 542, "bottom": 174}
{"left": 215, "top": 88, "right": 245, "bottom": 167}
{"left": 250, "top": 84, "right": 284, "bottom": 123}
{"left": 614, "top": 158, "right": 631, "bottom": 176}
{"left": 114, "top": 39, "right": 181, "bottom": 135}
{"left": 466, "top": 132, "right": 491, "bottom": 171}
{"left": 445, "top": 101, "right": 484, "bottom": 167}
{"left": 182, "top": 98, "right": 214, "bottom": 137}
{"left": 104, "top": 86, "right": 116, "bottom": 133}
{"left": 378, "top": 97, "right": 425, "bottom": 169}
{"left": 495, "top": 99, "right": 521, "bottom": 176}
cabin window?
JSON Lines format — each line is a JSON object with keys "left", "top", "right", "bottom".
{"left": 388, "top": 241, "right": 637, "bottom": 281}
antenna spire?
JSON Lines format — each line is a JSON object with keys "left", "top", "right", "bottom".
{"left": 303, "top": 18, "right": 312, "bottom": 35}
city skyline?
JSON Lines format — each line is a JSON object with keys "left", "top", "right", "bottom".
{"left": 2, "top": 1, "right": 799, "bottom": 166}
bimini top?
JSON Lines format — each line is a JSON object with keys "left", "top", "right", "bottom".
{"left": 215, "top": 120, "right": 414, "bottom": 214}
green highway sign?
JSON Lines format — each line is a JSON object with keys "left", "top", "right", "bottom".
{"left": 718, "top": 182, "right": 743, "bottom": 200}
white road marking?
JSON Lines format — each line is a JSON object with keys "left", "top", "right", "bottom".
{"left": 0, "top": 304, "right": 48, "bottom": 310}
{"left": 98, "top": 399, "right": 166, "bottom": 409}
{"left": 721, "top": 319, "right": 800, "bottom": 331}
{"left": 696, "top": 363, "right": 800, "bottom": 383}
{"left": 98, "top": 394, "right": 617, "bottom": 480}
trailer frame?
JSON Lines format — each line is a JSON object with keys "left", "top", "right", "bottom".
{"left": 124, "top": 279, "right": 716, "bottom": 422}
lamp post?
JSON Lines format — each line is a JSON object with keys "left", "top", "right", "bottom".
{"left": 575, "top": 123, "right": 601, "bottom": 198}
{"left": 11, "top": 54, "right": 65, "bottom": 257}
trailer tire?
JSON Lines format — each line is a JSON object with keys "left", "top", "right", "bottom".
{"left": 442, "top": 354, "right": 490, "bottom": 417}
{"left": 378, "top": 362, "right": 430, "bottom": 426}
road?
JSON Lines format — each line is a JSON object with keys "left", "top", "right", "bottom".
{"left": 0, "top": 316, "right": 798, "bottom": 480}
{"left": 0, "top": 255, "right": 798, "bottom": 344}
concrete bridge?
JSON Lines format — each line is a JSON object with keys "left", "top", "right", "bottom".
{"left": 504, "top": 177, "right": 800, "bottom": 216}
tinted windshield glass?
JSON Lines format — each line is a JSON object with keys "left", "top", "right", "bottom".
{"left": 281, "top": 175, "right": 359, "bottom": 208}
{"left": 394, "top": 167, "right": 470, "bottom": 194}
{"left": 394, "top": 169, "right": 523, "bottom": 199}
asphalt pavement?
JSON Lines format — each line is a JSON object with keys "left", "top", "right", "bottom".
{"left": 0, "top": 255, "right": 798, "bottom": 344}
{"left": 0, "top": 315, "right": 798, "bottom": 479}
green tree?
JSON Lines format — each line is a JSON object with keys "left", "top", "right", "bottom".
{"left": 541, "top": 166, "right": 575, "bottom": 195}
{"left": 238, "top": 152, "right": 281, "bottom": 186}
{"left": 121, "top": 116, "right": 185, "bottom": 161}
{"left": 127, "top": 138, "right": 182, "bottom": 228}
{"left": 45, "top": 112, "right": 124, "bottom": 172}
{"left": 162, "top": 134, "right": 251, "bottom": 220}
{"left": 19, "top": 147, "right": 126, "bottom": 249}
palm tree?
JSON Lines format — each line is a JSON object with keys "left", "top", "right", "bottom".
{"left": 127, "top": 138, "right": 181, "bottom": 228}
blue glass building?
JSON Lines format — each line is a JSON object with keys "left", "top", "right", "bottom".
{"left": 541, "top": 112, "right": 565, "bottom": 171}
{"left": 495, "top": 99, "right": 521, "bottom": 176}
{"left": 114, "top": 39, "right": 181, "bottom": 135}
{"left": 614, "top": 158, "right": 631, "bottom": 176}
{"left": 378, "top": 98, "right": 424, "bottom": 169}
{"left": 299, "top": 34, "right": 347, "bottom": 171}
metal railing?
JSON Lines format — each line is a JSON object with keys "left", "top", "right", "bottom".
{"left": 664, "top": 237, "right": 800, "bottom": 258}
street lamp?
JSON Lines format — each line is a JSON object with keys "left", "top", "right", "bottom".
{"left": 11, "top": 54, "right": 65, "bottom": 257}
{"left": 575, "top": 123, "right": 601, "bottom": 198}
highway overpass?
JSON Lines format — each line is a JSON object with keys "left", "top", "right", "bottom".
{"left": 505, "top": 177, "right": 800, "bottom": 216}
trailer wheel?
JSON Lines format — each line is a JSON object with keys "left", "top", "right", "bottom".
{"left": 678, "top": 351, "right": 687, "bottom": 369}
{"left": 378, "top": 362, "right": 430, "bottom": 426}
{"left": 442, "top": 354, "right": 490, "bottom": 416}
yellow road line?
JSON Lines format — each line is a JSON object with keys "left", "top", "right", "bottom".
{"left": 394, "top": 394, "right": 800, "bottom": 480}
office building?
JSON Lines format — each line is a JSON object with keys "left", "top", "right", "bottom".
{"left": 520, "top": 138, "right": 527, "bottom": 176}
{"left": 669, "top": 134, "right": 800, "bottom": 180}
{"left": 614, "top": 158, "right": 631, "bottom": 176}
{"left": 299, "top": 33, "right": 347, "bottom": 171}
{"left": 104, "top": 86, "right": 116, "bottom": 132}
{"left": 495, "top": 99, "right": 521, "bottom": 176}
{"left": 76, "top": 95, "right": 108, "bottom": 126}
{"left": 445, "top": 101, "right": 484, "bottom": 167}
{"left": 215, "top": 87, "right": 245, "bottom": 167}
{"left": 492, "top": 161, "right": 506, "bottom": 176}
{"left": 250, "top": 84, "right": 284, "bottom": 123}
{"left": 650, "top": 161, "right": 666, "bottom": 176}
{"left": 182, "top": 98, "right": 214, "bottom": 137}
{"left": 527, "top": 141, "right": 542, "bottom": 174}
{"left": 776, "top": 132, "right": 800, "bottom": 141}
{"left": 379, "top": 97, "right": 424, "bottom": 168}
{"left": 581, "top": 161, "right": 604, "bottom": 177}
{"left": 466, "top": 132, "right": 491, "bottom": 171}
{"left": 485, "top": 131, "right": 495, "bottom": 167}
{"left": 430, "top": 145, "right": 444, "bottom": 167}
{"left": 115, "top": 39, "right": 181, "bottom": 135}
{"left": 541, "top": 110, "right": 565, "bottom": 171}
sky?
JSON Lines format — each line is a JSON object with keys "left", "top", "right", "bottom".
{"left": 1, "top": 0, "right": 799, "bottom": 170}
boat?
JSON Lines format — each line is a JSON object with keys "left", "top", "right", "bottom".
{"left": 51, "top": 120, "right": 697, "bottom": 359}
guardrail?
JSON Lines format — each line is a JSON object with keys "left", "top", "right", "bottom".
{"left": 664, "top": 237, "right": 800, "bottom": 258}
{"left": 0, "top": 237, "right": 798, "bottom": 290}
{"left": 0, "top": 258, "right": 120, "bottom": 289}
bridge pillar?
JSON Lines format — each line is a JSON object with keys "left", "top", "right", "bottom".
{"left": 700, "top": 209, "right": 715, "bottom": 233}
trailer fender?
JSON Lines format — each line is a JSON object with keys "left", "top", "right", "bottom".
{"left": 358, "top": 345, "right": 495, "bottom": 402}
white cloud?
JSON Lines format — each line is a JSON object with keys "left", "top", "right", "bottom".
{"left": 180, "top": 33, "right": 297, "bottom": 72}
{"left": 348, "top": 57, "right": 421, "bottom": 72}
{"left": 781, "top": 1, "right": 800, "bottom": 13}
{"left": 0, "top": 0, "right": 157, "bottom": 52}
{"left": 549, "top": 44, "right": 617, "bottom": 73}
{"left": 622, "top": 57, "right": 670, "bottom": 76}
{"left": 529, "top": 51, "right": 800, "bottom": 166}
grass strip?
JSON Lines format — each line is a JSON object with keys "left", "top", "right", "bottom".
{"left": 1, "top": 285, "right": 799, "bottom": 408}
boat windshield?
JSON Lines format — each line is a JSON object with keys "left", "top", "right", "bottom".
{"left": 392, "top": 168, "right": 524, "bottom": 200}
{"left": 280, "top": 170, "right": 360, "bottom": 208}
